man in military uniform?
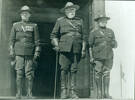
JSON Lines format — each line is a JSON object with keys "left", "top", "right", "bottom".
{"left": 51, "top": 2, "right": 86, "bottom": 99}
{"left": 9, "top": 6, "right": 40, "bottom": 99}
{"left": 89, "top": 15, "right": 117, "bottom": 99}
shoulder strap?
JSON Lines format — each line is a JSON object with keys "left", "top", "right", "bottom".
{"left": 66, "top": 19, "right": 77, "bottom": 29}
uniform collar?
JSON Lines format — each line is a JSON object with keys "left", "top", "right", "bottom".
{"left": 65, "top": 16, "right": 77, "bottom": 20}
{"left": 99, "top": 27, "right": 107, "bottom": 30}
{"left": 21, "top": 20, "right": 30, "bottom": 24}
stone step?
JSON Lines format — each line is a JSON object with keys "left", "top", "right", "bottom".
{"left": 0, "top": 97, "right": 125, "bottom": 100}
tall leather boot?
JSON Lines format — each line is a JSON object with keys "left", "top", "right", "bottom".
{"left": 70, "top": 72, "right": 79, "bottom": 99}
{"left": 95, "top": 75, "right": 102, "bottom": 99}
{"left": 27, "top": 78, "right": 33, "bottom": 99}
{"left": 61, "top": 70, "right": 68, "bottom": 99}
{"left": 16, "top": 78, "right": 22, "bottom": 99}
{"left": 103, "top": 75, "right": 112, "bottom": 99}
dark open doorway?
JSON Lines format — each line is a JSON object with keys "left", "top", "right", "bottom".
{"left": 33, "top": 22, "right": 60, "bottom": 98}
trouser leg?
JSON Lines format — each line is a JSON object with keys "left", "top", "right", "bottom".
{"left": 15, "top": 56, "right": 24, "bottom": 99}
{"left": 16, "top": 70, "right": 23, "bottom": 99}
{"left": 94, "top": 60, "right": 103, "bottom": 99}
{"left": 103, "top": 73, "right": 112, "bottom": 98}
{"left": 95, "top": 72, "right": 102, "bottom": 99}
{"left": 103, "top": 59, "right": 113, "bottom": 99}
{"left": 26, "top": 77, "right": 33, "bottom": 98}
{"left": 25, "top": 56, "right": 34, "bottom": 98}
{"left": 60, "top": 70, "right": 68, "bottom": 99}
{"left": 69, "top": 54, "right": 79, "bottom": 99}
{"left": 70, "top": 72, "right": 79, "bottom": 99}
{"left": 16, "top": 78, "right": 22, "bottom": 98}
{"left": 26, "top": 72, "right": 34, "bottom": 98}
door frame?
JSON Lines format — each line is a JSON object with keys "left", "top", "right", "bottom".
{"left": 0, "top": 0, "right": 106, "bottom": 97}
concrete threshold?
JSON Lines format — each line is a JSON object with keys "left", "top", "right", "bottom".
{"left": 0, "top": 97, "right": 133, "bottom": 100}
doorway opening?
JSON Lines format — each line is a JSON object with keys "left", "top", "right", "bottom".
{"left": 33, "top": 22, "right": 60, "bottom": 98}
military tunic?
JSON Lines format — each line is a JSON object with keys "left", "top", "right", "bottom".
{"left": 89, "top": 27, "right": 117, "bottom": 75}
{"left": 89, "top": 27, "right": 116, "bottom": 60}
{"left": 51, "top": 16, "right": 86, "bottom": 71}
{"left": 9, "top": 21, "right": 40, "bottom": 78}
{"left": 10, "top": 21, "right": 40, "bottom": 55}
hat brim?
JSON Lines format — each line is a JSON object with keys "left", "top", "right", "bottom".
{"left": 60, "top": 5, "right": 80, "bottom": 13}
{"left": 19, "top": 10, "right": 32, "bottom": 14}
{"left": 94, "top": 17, "right": 110, "bottom": 21}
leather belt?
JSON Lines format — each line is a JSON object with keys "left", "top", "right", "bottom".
{"left": 66, "top": 32, "right": 81, "bottom": 37}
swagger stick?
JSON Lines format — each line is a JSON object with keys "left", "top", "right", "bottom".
{"left": 54, "top": 51, "right": 59, "bottom": 99}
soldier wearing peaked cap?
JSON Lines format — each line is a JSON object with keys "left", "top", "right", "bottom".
{"left": 9, "top": 5, "right": 41, "bottom": 99}
{"left": 89, "top": 14, "right": 117, "bottom": 99}
{"left": 51, "top": 2, "right": 87, "bottom": 99}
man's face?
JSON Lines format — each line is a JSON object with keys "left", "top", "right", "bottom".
{"left": 65, "top": 8, "right": 76, "bottom": 19}
{"left": 20, "top": 11, "right": 31, "bottom": 22}
{"left": 98, "top": 19, "right": 107, "bottom": 28}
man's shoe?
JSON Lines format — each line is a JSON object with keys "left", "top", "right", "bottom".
{"left": 16, "top": 93, "right": 21, "bottom": 99}
{"left": 70, "top": 90, "right": 79, "bottom": 99}
{"left": 104, "top": 94, "right": 112, "bottom": 99}
{"left": 71, "top": 94, "right": 79, "bottom": 99}
{"left": 26, "top": 92, "right": 33, "bottom": 99}
{"left": 61, "top": 89, "right": 67, "bottom": 99}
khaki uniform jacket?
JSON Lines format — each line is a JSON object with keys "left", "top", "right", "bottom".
{"left": 51, "top": 16, "right": 87, "bottom": 53}
{"left": 9, "top": 21, "right": 40, "bottom": 55}
{"left": 89, "top": 27, "right": 117, "bottom": 60}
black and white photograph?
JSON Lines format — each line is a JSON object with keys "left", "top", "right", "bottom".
{"left": 0, "top": 0, "right": 134, "bottom": 99}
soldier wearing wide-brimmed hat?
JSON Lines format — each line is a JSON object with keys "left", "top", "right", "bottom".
{"left": 89, "top": 14, "right": 117, "bottom": 99}
{"left": 19, "top": 5, "right": 32, "bottom": 13}
{"left": 94, "top": 14, "right": 110, "bottom": 22}
{"left": 60, "top": 2, "right": 80, "bottom": 13}
{"left": 51, "top": 2, "right": 87, "bottom": 99}
{"left": 9, "top": 5, "right": 40, "bottom": 99}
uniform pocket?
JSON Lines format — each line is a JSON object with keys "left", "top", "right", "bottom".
{"left": 25, "top": 26, "right": 34, "bottom": 32}
{"left": 25, "top": 43, "right": 34, "bottom": 48}
{"left": 25, "top": 32, "right": 33, "bottom": 38}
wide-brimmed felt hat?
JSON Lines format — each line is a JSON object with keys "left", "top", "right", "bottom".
{"left": 94, "top": 14, "right": 110, "bottom": 21}
{"left": 60, "top": 2, "right": 80, "bottom": 13}
{"left": 19, "top": 5, "right": 32, "bottom": 14}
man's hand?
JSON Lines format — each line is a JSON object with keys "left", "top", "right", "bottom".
{"left": 89, "top": 47, "right": 94, "bottom": 63}
{"left": 51, "top": 38, "right": 60, "bottom": 52}
{"left": 81, "top": 49, "right": 86, "bottom": 58}
{"left": 11, "top": 59, "right": 16, "bottom": 67}
{"left": 53, "top": 46, "right": 60, "bottom": 52}
{"left": 90, "top": 57, "right": 94, "bottom": 63}
{"left": 81, "top": 41, "right": 86, "bottom": 58}
{"left": 111, "top": 40, "right": 118, "bottom": 48}
{"left": 9, "top": 49, "right": 15, "bottom": 58}
{"left": 34, "top": 52, "right": 40, "bottom": 61}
